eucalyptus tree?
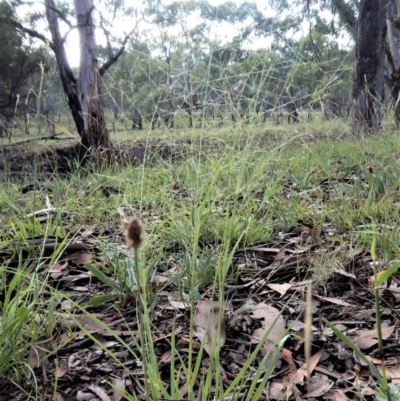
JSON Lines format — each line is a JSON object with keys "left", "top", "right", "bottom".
{"left": 326, "top": 0, "right": 394, "bottom": 133}
{"left": 3, "top": 0, "right": 136, "bottom": 163}
{"left": 350, "top": 0, "right": 385, "bottom": 134}
{"left": 142, "top": 0, "right": 209, "bottom": 129}
{"left": 0, "top": 1, "right": 43, "bottom": 124}
{"left": 142, "top": 0, "right": 272, "bottom": 129}
{"left": 305, "top": 0, "right": 400, "bottom": 133}
{"left": 101, "top": 41, "right": 157, "bottom": 129}
{"left": 290, "top": 26, "right": 353, "bottom": 120}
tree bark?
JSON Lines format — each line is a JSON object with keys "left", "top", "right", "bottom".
{"left": 74, "top": 0, "right": 112, "bottom": 160}
{"left": 384, "top": 0, "right": 400, "bottom": 127}
{"left": 45, "top": 0, "right": 85, "bottom": 141}
{"left": 351, "top": 0, "right": 386, "bottom": 136}
{"left": 4, "top": 0, "right": 131, "bottom": 165}
{"left": 186, "top": 71, "right": 193, "bottom": 129}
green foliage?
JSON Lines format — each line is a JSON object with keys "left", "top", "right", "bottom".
{"left": 95, "top": 0, "right": 355, "bottom": 131}
{"left": 0, "top": 1, "right": 44, "bottom": 118}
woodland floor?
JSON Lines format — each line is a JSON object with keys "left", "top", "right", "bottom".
{"left": 0, "top": 139, "right": 192, "bottom": 175}
{"left": 0, "top": 135, "right": 399, "bottom": 401}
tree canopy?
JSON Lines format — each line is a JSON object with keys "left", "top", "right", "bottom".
{"left": 0, "top": 1, "right": 43, "bottom": 121}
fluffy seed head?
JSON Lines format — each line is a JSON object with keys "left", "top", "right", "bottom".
{"left": 123, "top": 217, "right": 145, "bottom": 249}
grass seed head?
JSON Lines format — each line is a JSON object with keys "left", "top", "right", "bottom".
{"left": 123, "top": 217, "right": 145, "bottom": 249}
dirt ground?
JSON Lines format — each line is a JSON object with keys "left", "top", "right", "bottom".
{"left": 0, "top": 139, "right": 197, "bottom": 178}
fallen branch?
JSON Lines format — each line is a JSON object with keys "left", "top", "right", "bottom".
{"left": 224, "top": 279, "right": 262, "bottom": 295}
{"left": 1, "top": 239, "right": 95, "bottom": 253}
{"left": 1, "top": 133, "right": 75, "bottom": 147}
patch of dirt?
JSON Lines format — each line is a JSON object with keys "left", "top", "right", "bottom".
{"left": 0, "top": 141, "right": 83, "bottom": 176}
{"left": 0, "top": 138, "right": 223, "bottom": 178}
{"left": 0, "top": 129, "right": 346, "bottom": 178}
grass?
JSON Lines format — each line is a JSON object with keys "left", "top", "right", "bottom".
{"left": 1, "top": 120, "right": 400, "bottom": 399}
{"left": 3, "top": 109, "right": 349, "bottom": 144}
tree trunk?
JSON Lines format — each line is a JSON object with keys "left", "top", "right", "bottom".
{"left": 351, "top": 0, "right": 386, "bottom": 136}
{"left": 286, "top": 85, "right": 299, "bottom": 124}
{"left": 384, "top": 0, "right": 400, "bottom": 127}
{"left": 186, "top": 71, "right": 193, "bottom": 129}
{"left": 45, "top": 0, "right": 85, "bottom": 140}
{"left": 163, "top": 46, "right": 175, "bottom": 131}
{"left": 74, "top": 0, "right": 111, "bottom": 161}
{"left": 24, "top": 112, "right": 30, "bottom": 135}
{"left": 6, "top": 0, "right": 130, "bottom": 165}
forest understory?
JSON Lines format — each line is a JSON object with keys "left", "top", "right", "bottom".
{"left": 1, "top": 130, "right": 400, "bottom": 401}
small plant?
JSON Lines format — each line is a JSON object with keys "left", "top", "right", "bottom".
{"left": 123, "top": 216, "right": 150, "bottom": 398}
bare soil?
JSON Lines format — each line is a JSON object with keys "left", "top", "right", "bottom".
{"left": 0, "top": 139, "right": 197, "bottom": 178}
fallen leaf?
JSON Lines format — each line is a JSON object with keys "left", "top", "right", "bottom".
{"left": 378, "top": 364, "right": 400, "bottom": 383}
{"left": 87, "top": 385, "right": 111, "bottom": 401}
{"left": 368, "top": 270, "right": 389, "bottom": 287}
{"left": 325, "top": 389, "right": 352, "bottom": 401}
{"left": 61, "top": 299, "right": 73, "bottom": 310}
{"left": 160, "top": 349, "right": 172, "bottom": 362}
{"left": 76, "top": 390, "right": 97, "bottom": 400}
{"left": 167, "top": 297, "right": 189, "bottom": 310}
{"left": 179, "top": 382, "right": 189, "bottom": 397}
{"left": 70, "top": 286, "right": 91, "bottom": 292}
{"left": 250, "top": 302, "right": 286, "bottom": 355}
{"left": 332, "top": 267, "right": 357, "bottom": 279}
{"left": 56, "top": 359, "right": 69, "bottom": 378}
{"left": 281, "top": 347, "right": 297, "bottom": 373}
{"left": 269, "top": 381, "right": 286, "bottom": 400}
{"left": 353, "top": 324, "right": 396, "bottom": 349}
{"left": 111, "top": 377, "right": 125, "bottom": 401}
{"left": 70, "top": 252, "right": 93, "bottom": 266}
{"left": 386, "top": 282, "right": 400, "bottom": 302}
{"left": 28, "top": 336, "right": 53, "bottom": 368}
{"left": 50, "top": 261, "right": 69, "bottom": 278}
{"left": 193, "top": 300, "right": 226, "bottom": 356}
{"left": 75, "top": 315, "right": 106, "bottom": 333}
{"left": 359, "top": 354, "right": 384, "bottom": 365}
{"left": 153, "top": 275, "right": 169, "bottom": 284}
{"left": 314, "top": 294, "right": 357, "bottom": 307}
{"left": 307, "top": 374, "right": 334, "bottom": 397}
{"left": 267, "top": 283, "right": 292, "bottom": 296}
{"left": 249, "top": 247, "right": 281, "bottom": 253}
{"left": 315, "top": 366, "right": 342, "bottom": 380}
{"left": 282, "top": 348, "right": 324, "bottom": 398}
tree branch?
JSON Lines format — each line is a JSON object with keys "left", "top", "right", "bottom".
{"left": 331, "top": 0, "right": 356, "bottom": 38}
{"left": 45, "top": 4, "right": 72, "bottom": 28}
{"left": 100, "top": 17, "right": 114, "bottom": 60}
{"left": 99, "top": 28, "right": 135, "bottom": 76}
{"left": 0, "top": 17, "right": 52, "bottom": 49}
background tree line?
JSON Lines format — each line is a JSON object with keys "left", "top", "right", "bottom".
{"left": 0, "top": 0, "right": 397, "bottom": 162}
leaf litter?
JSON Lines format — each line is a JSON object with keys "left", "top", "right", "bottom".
{"left": 193, "top": 300, "right": 226, "bottom": 356}
{"left": 2, "top": 162, "right": 400, "bottom": 400}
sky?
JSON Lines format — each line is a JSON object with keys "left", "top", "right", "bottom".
{"left": 16, "top": 0, "right": 335, "bottom": 68}
{"left": 62, "top": 0, "right": 278, "bottom": 67}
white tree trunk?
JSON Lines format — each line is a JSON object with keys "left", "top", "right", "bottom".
{"left": 74, "top": 0, "right": 111, "bottom": 159}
